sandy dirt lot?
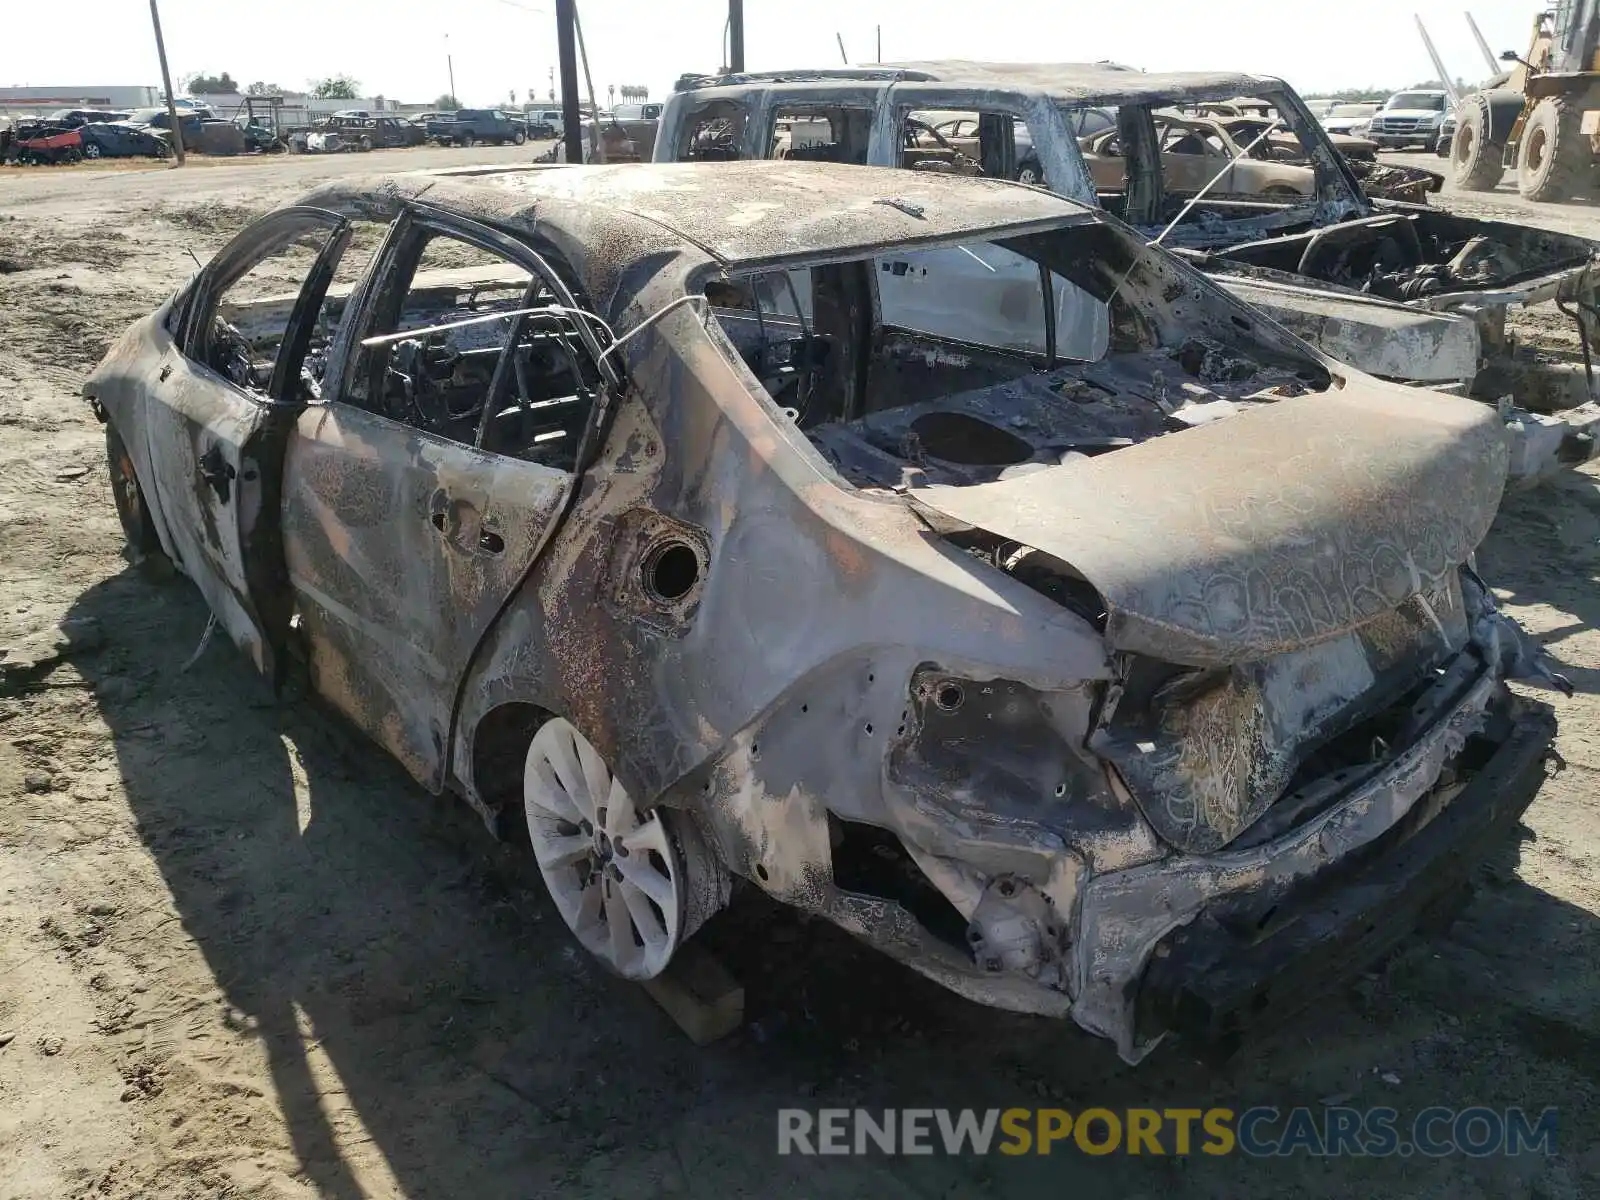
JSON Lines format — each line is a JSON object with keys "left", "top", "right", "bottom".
{"left": 1, "top": 144, "right": 1598, "bottom": 1200}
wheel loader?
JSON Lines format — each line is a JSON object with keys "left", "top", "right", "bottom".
{"left": 1452, "top": 2, "right": 1600, "bottom": 201}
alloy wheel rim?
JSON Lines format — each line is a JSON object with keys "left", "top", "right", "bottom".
{"left": 523, "top": 718, "right": 683, "bottom": 980}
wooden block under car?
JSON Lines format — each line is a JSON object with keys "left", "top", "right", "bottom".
{"left": 642, "top": 943, "right": 745, "bottom": 1045}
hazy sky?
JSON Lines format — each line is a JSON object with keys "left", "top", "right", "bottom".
{"left": 1, "top": 0, "right": 1536, "bottom": 106}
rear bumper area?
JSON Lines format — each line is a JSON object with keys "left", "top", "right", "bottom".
{"left": 1133, "top": 699, "right": 1556, "bottom": 1054}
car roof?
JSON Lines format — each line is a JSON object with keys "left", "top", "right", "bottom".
{"left": 297, "top": 160, "right": 1095, "bottom": 313}
{"left": 678, "top": 61, "right": 1276, "bottom": 107}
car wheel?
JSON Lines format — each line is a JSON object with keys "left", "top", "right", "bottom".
{"left": 105, "top": 423, "right": 162, "bottom": 562}
{"left": 358, "top": 135, "right": 372, "bottom": 152}
{"left": 1016, "top": 159, "right": 1043, "bottom": 185}
{"left": 461, "top": 133, "right": 475, "bottom": 148}
{"left": 522, "top": 717, "right": 720, "bottom": 981}
{"left": 82, "top": 141, "right": 102, "bottom": 160}
{"left": 513, "top": 129, "right": 526, "bottom": 145}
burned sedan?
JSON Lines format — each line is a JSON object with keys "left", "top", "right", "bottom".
{"left": 85, "top": 161, "right": 1562, "bottom": 1061}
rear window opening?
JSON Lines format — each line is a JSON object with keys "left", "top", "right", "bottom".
{"left": 702, "top": 220, "right": 1331, "bottom": 493}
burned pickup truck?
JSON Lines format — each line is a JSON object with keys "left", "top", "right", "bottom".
{"left": 86, "top": 162, "right": 1561, "bottom": 1061}
{"left": 659, "top": 63, "right": 1600, "bottom": 483}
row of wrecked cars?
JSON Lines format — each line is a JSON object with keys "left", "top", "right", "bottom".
{"left": 84, "top": 61, "right": 1583, "bottom": 1063}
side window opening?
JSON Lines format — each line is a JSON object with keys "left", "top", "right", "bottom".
{"left": 769, "top": 106, "right": 871, "bottom": 164}
{"left": 177, "top": 217, "right": 387, "bottom": 402}
{"left": 899, "top": 108, "right": 1038, "bottom": 183}
{"left": 702, "top": 228, "right": 1325, "bottom": 496}
{"left": 705, "top": 238, "right": 1114, "bottom": 434}
{"left": 679, "top": 100, "right": 745, "bottom": 161}
{"left": 348, "top": 230, "right": 602, "bottom": 470}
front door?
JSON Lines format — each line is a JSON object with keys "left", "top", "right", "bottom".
{"left": 282, "top": 209, "right": 608, "bottom": 789}
{"left": 151, "top": 206, "right": 350, "bottom": 676}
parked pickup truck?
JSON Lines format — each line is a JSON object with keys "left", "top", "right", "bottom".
{"left": 424, "top": 109, "right": 527, "bottom": 147}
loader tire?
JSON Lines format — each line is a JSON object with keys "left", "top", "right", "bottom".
{"left": 1452, "top": 95, "right": 1506, "bottom": 192}
{"left": 1518, "top": 96, "right": 1591, "bottom": 202}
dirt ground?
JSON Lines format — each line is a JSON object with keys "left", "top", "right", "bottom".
{"left": 1, "top": 143, "right": 1598, "bottom": 1200}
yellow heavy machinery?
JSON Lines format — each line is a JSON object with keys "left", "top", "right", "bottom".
{"left": 1452, "top": 2, "right": 1600, "bottom": 201}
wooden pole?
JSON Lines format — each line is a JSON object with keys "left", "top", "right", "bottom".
{"left": 148, "top": 0, "right": 185, "bottom": 165}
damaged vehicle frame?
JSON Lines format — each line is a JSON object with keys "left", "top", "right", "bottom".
{"left": 84, "top": 162, "right": 1561, "bottom": 1062}
{"left": 659, "top": 62, "right": 1600, "bottom": 483}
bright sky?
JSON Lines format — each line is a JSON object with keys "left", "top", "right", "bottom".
{"left": 0, "top": 0, "right": 1540, "bottom": 107}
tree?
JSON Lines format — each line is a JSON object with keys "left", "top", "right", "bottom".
{"left": 310, "top": 75, "right": 361, "bottom": 100}
{"left": 186, "top": 71, "right": 238, "bottom": 95}
{"left": 435, "top": 93, "right": 462, "bottom": 110}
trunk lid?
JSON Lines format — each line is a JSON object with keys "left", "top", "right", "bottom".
{"left": 909, "top": 385, "right": 1506, "bottom": 668}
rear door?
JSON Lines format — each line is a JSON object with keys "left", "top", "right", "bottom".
{"left": 283, "top": 208, "right": 613, "bottom": 789}
{"left": 153, "top": 207, "right": 351, "bottom": 678}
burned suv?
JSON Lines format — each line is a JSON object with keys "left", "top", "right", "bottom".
{"left": 659, "top": 62, "right": 1600, "bottom": 484}
{"left": 86, "top": 162, "right": 1560, "bottom": 1061}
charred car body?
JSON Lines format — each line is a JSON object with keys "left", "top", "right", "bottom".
{"left": 85, "top": 162, "right": 1561, "bottom": 1061}
{"left": 659, "top": 62, "right": 1600, "bottom": 483}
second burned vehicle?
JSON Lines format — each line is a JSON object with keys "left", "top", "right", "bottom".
{"left": 85, "top": 162, "right": 1562, "bottom": 1062}
{"left": 659, "top": 62, "right": 1600, "bottom": 483}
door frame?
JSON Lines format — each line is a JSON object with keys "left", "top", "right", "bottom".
{"left": 310, "top": 201, "right": 625, "bottom": 787}
{"left": 168, "top": 204, "right": 352, "bottom": 683}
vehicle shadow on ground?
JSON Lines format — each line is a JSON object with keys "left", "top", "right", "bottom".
{"left": 69, "top": 565, "right": 1599, "bottom": 1199}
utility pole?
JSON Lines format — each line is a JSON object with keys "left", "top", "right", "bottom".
{"left": 446, "top": 35, "right": 457, "bottom": 105}
{"left": 148, "top": 0, "right": 185, "bottom": 165}
{"left": 555, "top": 0, "right": 583, "bottom": 163}
{"left": 728, "top": 0, "right": 745, "bottom": 73}
{"left": 876, "top": 25, "right": 882, "bottom": 62}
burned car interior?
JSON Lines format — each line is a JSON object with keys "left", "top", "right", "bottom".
{"left": 193, "top": 217, "right": 602, "bottom": 472}
{"left": 705, "top": 218, "right": 1330, "bottom": 496}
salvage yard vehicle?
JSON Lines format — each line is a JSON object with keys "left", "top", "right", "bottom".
{"left": 426, "top": 109, "right": 527, "bottom": 147}
{"left": 1365, "top": 88, "right": 1451, "bottom": 151}
{"left": 78, "top": 121, "right": 172, "bottom": 160}
{"left": 5, "top": 122, "right": 82, "bottom": 165}
{"left": 1077, "top": 114, "right": 1314, "bottom": 198}
{"left": 659, "top": 62, "right": 1600, "bottom": 483}
{"left": 86, "top": 160, "right": 1565, "bottom": 1062}
{"left": 288, "top": 115, "right": 426, "bottom": 154}
{"left": 1320, "top": 101, "right": 1379, "bottom": 137}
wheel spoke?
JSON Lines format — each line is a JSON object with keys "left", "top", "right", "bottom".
{"left": 603, "top": 885, "right": 634, "bottom": 967}
{"left": 604, "top": 773, "right": 634, "bottom": 833}
{"left": 620, "top": 881, "right": 669, "bottom": 951}
{"left": 572, "top": 881, "right": 604, "bottom": 938}
{"left": 526, "top": 757, "right": 583, "bottom": 822}
{"left": 532, "top": 829, "right": 590, "bottom": 870}
{"left": 614, "top": 845, "right": 675, "bottom": 909}
{"left": 543, "top": 729, "right": 591, "bottom": 817}
{"left": 618, "top": 814, "right": 670, "bottom": 859}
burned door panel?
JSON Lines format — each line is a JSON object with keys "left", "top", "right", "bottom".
{"left": 282, "top": 404, "right": 570, "bottom": 787}
{"left": 144, "top": 206, "right": 351, "bottom": 677}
